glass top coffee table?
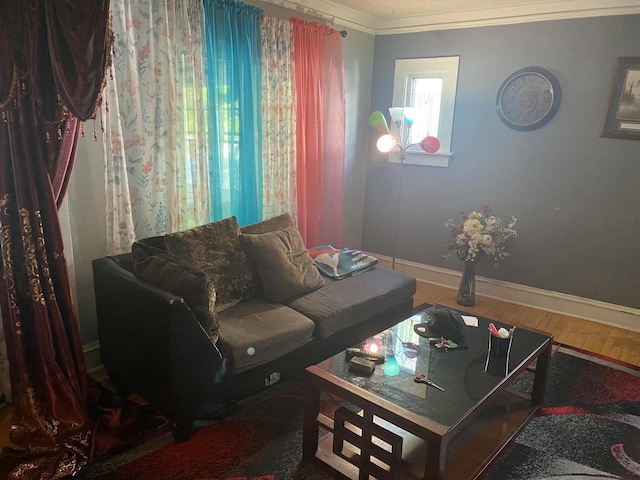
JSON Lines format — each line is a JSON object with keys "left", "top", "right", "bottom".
{"left": 302, "top": 305, "right": 553, "bottom": 480}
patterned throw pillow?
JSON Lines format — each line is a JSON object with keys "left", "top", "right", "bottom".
{"left": 240, "top": 226, "right": 325, "bottom": 303}
{"left": 164, "top": 216, "right": 257, "bottom": 311}
{"left": 308, "top": 245, "right": 378, "bottom": 279}
{"left": 131, "top": 242, "right": 219, "bottom": 343}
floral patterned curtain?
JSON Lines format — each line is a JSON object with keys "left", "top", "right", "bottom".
{"left": 102, "top": 2, "right": 345, "bottom": 248}
{"left": 261, "top": 16, "right": 297, "bottom": 223}
{"left": 103, "top": 0, "right": 209, "bottom": 254}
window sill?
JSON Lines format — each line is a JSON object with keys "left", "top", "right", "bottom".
{"left": 388, "top": 150, "right": 452, "bottom": 168}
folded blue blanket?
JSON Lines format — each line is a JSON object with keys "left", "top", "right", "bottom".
{"left": 308, "top": 245, "right": 378, "bottom": 279}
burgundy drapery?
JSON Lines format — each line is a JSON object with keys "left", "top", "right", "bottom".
{"left": 0, "top": 1, "right": 134, "bottom": 478}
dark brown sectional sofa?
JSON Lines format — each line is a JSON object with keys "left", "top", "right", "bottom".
{"left": 92, "top": 215, "right": 416, "bottom": 441}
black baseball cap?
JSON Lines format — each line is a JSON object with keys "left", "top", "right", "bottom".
{"left": 414, "top": 307, "right": 466, "bottom": 345}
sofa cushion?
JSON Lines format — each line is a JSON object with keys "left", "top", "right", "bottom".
{"left": 284, "top": 265, "right": 416, "bottom": 339}
{"left": 164, "top": 216, "right": 257, "bottom": 311}
{"left": 240, "top": 213, "right": 293, "bottom": 235}
{"left": 239, "top": 226, "right": 325, "bottom": 303}
{"left": 216, "top": 298, "right": 315, "bottom": 374}
{"left": 131, "top": 242, "right": 220, "bottom": 343}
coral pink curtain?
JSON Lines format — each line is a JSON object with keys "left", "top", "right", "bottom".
{"left": 292, "top": 19, "right": 345, "bottom": 247}
{"left": 0, "top": 2, "right": 151, "bottom": 479}
{"left": 320, "top": 29, "right": 346, "bottom": 245}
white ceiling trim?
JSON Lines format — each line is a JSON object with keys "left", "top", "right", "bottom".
{"left": 260, "top": 0, "right": 640, "bottom": 35}
{"left": 375, "top": 0, "right": 640, "bottom": 35}
{"left": 258, "top": 0, "right": 377, "bottom": 34}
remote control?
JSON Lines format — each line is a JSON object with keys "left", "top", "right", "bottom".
{"left": 348, "top": 357, "right": 375, "bottom": 375}
{"left": 345, "top": 347, "right": 385, "bottom": 364}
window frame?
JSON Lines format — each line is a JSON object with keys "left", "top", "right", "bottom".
{"left": 391, "top": 56, "right": 459, "bottom": 167}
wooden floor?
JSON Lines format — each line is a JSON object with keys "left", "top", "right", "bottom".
{"left": 1, "top": 281, "right": 639, "bottom": 451}
{"left": 413, "top": 281, "right": 640, "bottom": 367}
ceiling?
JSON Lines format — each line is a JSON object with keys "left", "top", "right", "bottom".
{"left": 260, "top": 0, "right": 640, "bottom": 34}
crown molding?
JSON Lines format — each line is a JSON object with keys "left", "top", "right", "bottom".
{"left": 375, "top": 0, "right": 640, "bottom": 35}
{"left": 257, "top": 0, "right": 377, "bottom": 34}
{"left": 260, "top": 0, "right": 640, "bottom": 35}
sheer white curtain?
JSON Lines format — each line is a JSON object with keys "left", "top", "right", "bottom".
{"left": 260, "top": 16, "right": 297, "bottom": 223}
{"left": 102, "top": 0, "right": 209, "bottom": 254}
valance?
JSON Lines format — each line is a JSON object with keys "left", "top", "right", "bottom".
{"left": 0, "top": 0, "right": 111, "bottom": 121}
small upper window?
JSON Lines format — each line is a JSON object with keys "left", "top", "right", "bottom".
{"left": 392, "top": 56, "right": 459, "bottom": 167}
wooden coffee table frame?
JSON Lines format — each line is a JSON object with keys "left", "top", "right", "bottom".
{"left": 303, "top": 333, "right": 553, "bottom": 480}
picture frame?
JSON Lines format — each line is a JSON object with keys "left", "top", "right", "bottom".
{"left": 601, "top": 57, "right": 640, "bottom": 140}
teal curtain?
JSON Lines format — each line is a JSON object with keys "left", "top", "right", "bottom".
{"left": 204, "top": 0, "right": 264, "bottom": 226}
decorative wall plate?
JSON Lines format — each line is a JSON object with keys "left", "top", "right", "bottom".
{"left": 496, "top": 67, "right": 561, "bottom": 131}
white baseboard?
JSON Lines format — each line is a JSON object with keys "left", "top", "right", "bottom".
{"left": 372, "top": 253, "right": 640, "bottom": 333}
{"left": 79, "top": 255, "right": 640, "bottom": 373}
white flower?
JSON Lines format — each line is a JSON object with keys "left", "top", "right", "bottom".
{"left": 471, "top": 233, "right": 483, "bottom": 244}
{"left": 444, "top": 206, "right": 517, "bottom": 266}
{"left": 463, "top": 219, "right": 483, "bottom": 236}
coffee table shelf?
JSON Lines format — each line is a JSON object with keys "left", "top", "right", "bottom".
{"left": 306, "top": 373, "right": 540, "bottom": 480}
{"left": 303, "top": 307, "right": 553, "bottom": 480}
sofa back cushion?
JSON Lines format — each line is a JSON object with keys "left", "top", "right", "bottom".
{"left": 240, "top": 213, "right": 293, "bottom": 235}
{"left": 164, "top": 216, "right": 257, "bottom": 311}
{"left": 240, "top": 226, "right": 325, "bottom": 303}
{"left": 131, "top": 242, "right": 220, "bottom": 343}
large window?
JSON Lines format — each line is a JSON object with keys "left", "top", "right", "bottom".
{"left": 392, "top": 56, "right": 459, "bottom": 167}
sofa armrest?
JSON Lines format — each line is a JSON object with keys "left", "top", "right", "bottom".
{"left": 92, "top": 256, "right": 224, "bottom": 415}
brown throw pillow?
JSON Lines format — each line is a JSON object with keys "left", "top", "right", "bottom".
{"left": 164, "top": 216, "right": 256, "bottom": 311}
{"left": 240, "top": 226, "right": 325, "bottom": 303}
{"left": 131, "top": 242, "right": 219, "bottom": 343}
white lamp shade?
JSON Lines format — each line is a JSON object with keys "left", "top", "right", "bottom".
{"left": 388, "top": 107, "right": 405, "bottom": 125}
{"left": 376, "top": 134, "right": 397, "bottom": 153}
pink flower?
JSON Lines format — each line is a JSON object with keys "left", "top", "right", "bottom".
{"left": 138, "top": 42, "right": 150, "bottom": 61}
{"left": 121, "top": 80, "right": 139, "bottom": 96}
{"left": 124, "top": 135, "right": 145, "bottom": 149}
{"left": 480, "top": 202, "right": 491, "bottom": 213}
{"left": 126, "top": 16, "right": 142, "bottom": 29}
{"left": 142, "top": 156, "right": 153, "bottom": 175}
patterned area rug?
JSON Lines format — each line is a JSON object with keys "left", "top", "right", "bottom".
{"left": 75, "top": 345, "right": 640, "bottom": 480}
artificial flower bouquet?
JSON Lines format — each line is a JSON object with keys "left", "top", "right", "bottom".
{"left": 444, "top": 203, "right": 517, "bottom": 266}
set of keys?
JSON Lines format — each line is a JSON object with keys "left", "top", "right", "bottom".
{"left": 429, "top": 337, "right": 468, "bottom": 351}
{"left": 414, "top": 373, "right": 444, "bottom": 391}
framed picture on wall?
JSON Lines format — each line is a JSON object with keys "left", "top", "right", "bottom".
{"left": 601, "top": 57, "right": 640, "bottom": 140}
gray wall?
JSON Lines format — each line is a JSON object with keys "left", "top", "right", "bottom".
{"left": 339, "top": 26, "right": 375, "bottom": 248}
{"left": 363, "top": 15, "right": 640, "bottom": 309}
{"left": 67, "top": 134, "right": 107, "bottom": 345}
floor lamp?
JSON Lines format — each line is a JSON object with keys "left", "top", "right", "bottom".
{"left": 369, "top": 108, "right": 440, "bottom": 270}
